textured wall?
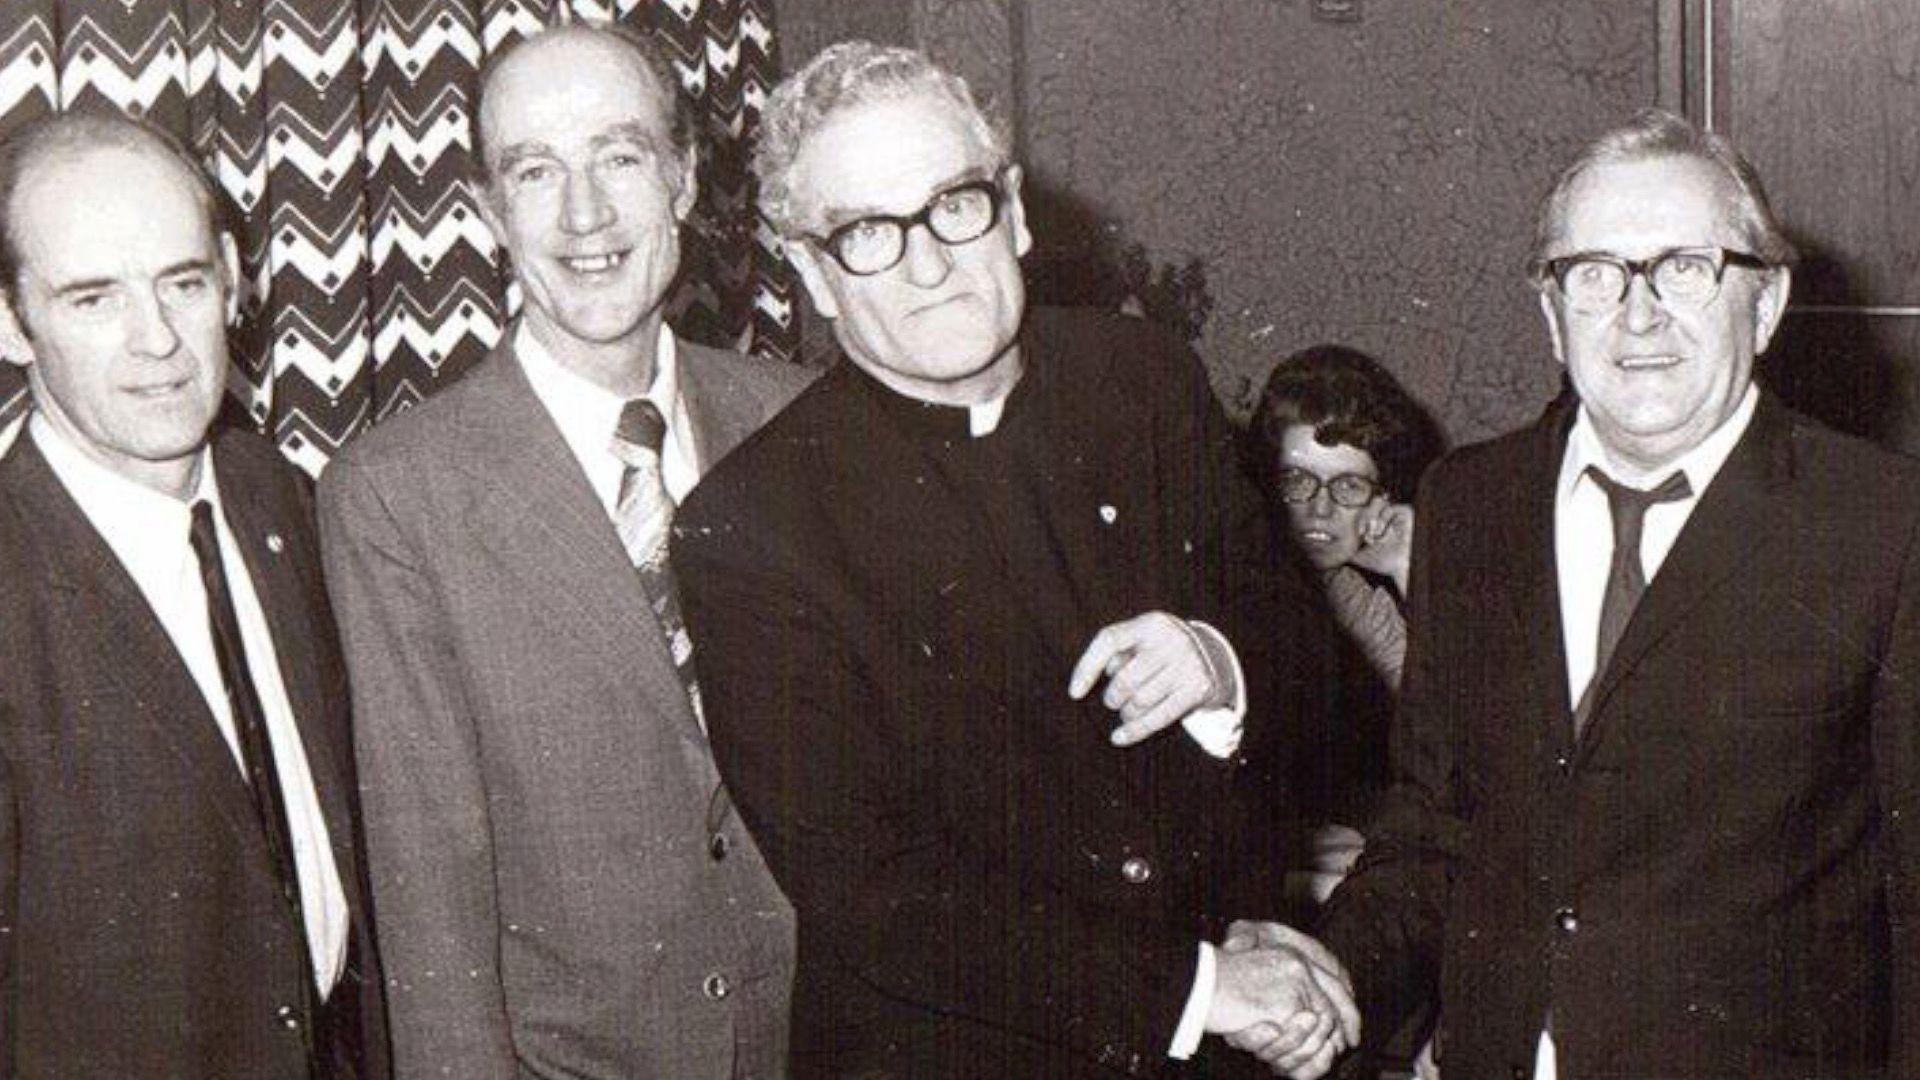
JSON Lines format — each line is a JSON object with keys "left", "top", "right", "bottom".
{"left": 774, "top": 0, "right": 1663, "bottom": 443}
{"left": 1018, "top": 1, "right": 1660, "bottom": 442}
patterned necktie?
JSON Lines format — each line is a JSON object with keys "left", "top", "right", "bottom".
{"left": 610, "top": 398, "right": 702, "bottom": 725}
{"left": 1577, "top": 465, "right": 1691, "bottom": 731}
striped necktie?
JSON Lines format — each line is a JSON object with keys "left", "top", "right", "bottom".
{"left": 610, "top": 398, "right": 702, "bottom": 726}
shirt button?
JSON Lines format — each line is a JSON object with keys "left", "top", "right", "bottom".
{"left": 1120, "top": 856, "right": 1153, "bottom": 885}
{"left": 1555, "top": 907, "right": 1579, "bottom": 934}
{"left": 708, "top": 832, "right": 731, "bottom": 861}
{"left": 702, "top": 972, "right": 732, "bottom": 1000}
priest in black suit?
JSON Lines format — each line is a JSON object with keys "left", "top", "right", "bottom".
{"left": 675, "top": 42, "right": 1358, "bottom": 1080}
{"left": 0, "top": 111, "right": 387, "bottom": 1078}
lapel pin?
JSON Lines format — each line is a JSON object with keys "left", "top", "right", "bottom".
{"left": 265, "top": 532, "right": 285, "bottom": 554}
{"left": 1098, "top": 504, "right": 1118, "bottom": 524}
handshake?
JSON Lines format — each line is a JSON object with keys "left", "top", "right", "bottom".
{"left": 1205, "top": 921, "right": 1360, "bottom": 1078}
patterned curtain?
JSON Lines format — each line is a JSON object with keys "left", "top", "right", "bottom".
{"left": 0, "top": 0, "right": 796, "bottom": 475}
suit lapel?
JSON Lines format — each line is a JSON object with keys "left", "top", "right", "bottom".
{"left": 3, "top": 439, "right": 275, "bottom": 864}
{"left": 679, "top": 340, "right": 764, "bottom": 472}
{"left": 454, "top": 341, "right": 708, "bottom": 745}
{"left": 212, "top": 434, "right": 364, "bottom": 891}
{"left": 1578, "top": 394, "right": 1793, "bottom": 742}
{"left": 1517, "top": 401, "right": 1578, "bottom": 737}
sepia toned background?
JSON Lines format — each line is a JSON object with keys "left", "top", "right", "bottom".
{"left": 1, "top": 0, "right": 1915, "bottom": 462}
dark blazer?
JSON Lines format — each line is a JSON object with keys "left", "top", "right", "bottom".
{"left": 317, "top": 335, "right": 810, "bottom": 1079}
{"left": 1320, "top": 391, "right": 1920, "bottom": 1078}
{"left": 0, "top": 426, "right": 389, "bottom": 1079}
{"left": 676, "top": 308, "right": 1343, "bottom": 1078}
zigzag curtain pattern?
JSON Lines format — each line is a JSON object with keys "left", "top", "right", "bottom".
{"left": 0, "top": 0, "right": 796, "bottom": 475}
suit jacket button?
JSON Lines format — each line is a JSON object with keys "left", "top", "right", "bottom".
{"left": 274, "top": 1003, "right": 299, "bottom": 1030}
{"left": 1554, "top": 907, "right": 1579, "bottom": 933}
{"left": 1120, "top": 856, "right": 1152, "bottom": 884}
{"left": 709, "top": 832, "right": 731, "bottom": 861}
{"left": 703, "top": 972, "right": 732, "bottom": 1000}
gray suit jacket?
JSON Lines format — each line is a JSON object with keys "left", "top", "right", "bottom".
{"left": 317, "top": 335, "right": 810, "bottom": 1079}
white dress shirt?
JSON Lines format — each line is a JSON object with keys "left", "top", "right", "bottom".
{"left": 1536, "top": 383, "right": 1757, "bottom": 1078}
{"left": 517, "top": 323, "right": 699, "bottom": 510}
{"left": 32, "top": 415, "right": 349, "bottom": 996}
{"left": 1553, "top": 384, "right": 1758, "bottom": 707}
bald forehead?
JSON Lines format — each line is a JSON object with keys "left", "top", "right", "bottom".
{"left": 1546, "top": 152, "right": 1743, "bottom": 254}
{"left": 477, "top": 29, "right": 676, "bottom": 166}
{"left": 3, "top": 122, "right": 217, "bottom": 280}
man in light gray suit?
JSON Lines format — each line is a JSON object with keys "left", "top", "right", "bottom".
{"left": 317, "top": 22, "right": 807, "bottom": 1079}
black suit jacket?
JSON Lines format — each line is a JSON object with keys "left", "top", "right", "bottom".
{"left": 1320, "top": 391, "right": 1920, "bottom": 1078}
{"left": 0, "top": 427, "right": 389, "bottom": 1079}
{"left": 677, "top": 308, "right": 1344, "bottom": 1078}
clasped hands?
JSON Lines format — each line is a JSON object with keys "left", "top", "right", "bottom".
{"left": 1207, "top": 921, "right": 1360, "bottom": 1078}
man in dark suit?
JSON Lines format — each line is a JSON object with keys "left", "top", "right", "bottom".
{"left": 317, "top": 22, "right": 808, "bottom": 1079}
{"left": 0, "top": 111, "right": 388, "bottom": 1077}
{"left": 1314, "top": 109, "right": 1920, "bottom": 1078}
{"left": 674, "top": 42, "right": 1357, "bottom": 1079}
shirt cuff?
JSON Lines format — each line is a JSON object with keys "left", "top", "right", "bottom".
{"left": 1180, "top": 621, "right": 1245, "bottom": 758}
{"left": 1169, "top": 941, "right": 1216, "bottom": 1059}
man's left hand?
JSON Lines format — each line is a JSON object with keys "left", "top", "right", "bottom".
{"left": 1069, "top": 611, "right": 1228, "bottom": 747}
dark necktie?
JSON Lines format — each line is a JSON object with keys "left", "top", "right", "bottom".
{"left": 187, "top": 501, "right": 312, "bottom": 939}
{"left": 1579, "top": 466, "right": 1691, "bottom": 729}
{"left": 609, "top": 399, "right": 703, "bottom": 724}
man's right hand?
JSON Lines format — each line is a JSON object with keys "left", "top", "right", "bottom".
{"left": 1206, "top": 937, "right": 1358, "bottom": 1078}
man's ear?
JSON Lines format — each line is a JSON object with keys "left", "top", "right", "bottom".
{"left": 671, "top": 150, "right": 700, "bottom": 223}
{"left": 0, "top": 291, "right": 35, "bottom": 370}
{"left": 785, "top": 240, "right": 840, "bottom": 320}
{"left": 218, "top": 231, "right": 242, "bottom": 325}
{"left": 1752, "top": 266, "right": 1792, "bottom": 355}
{"left": 1536, "top": 289, "right": 1567, "bottom": 367}
{"left": 475, "top": 182, "right": 507, "bottom": 255}
{"left": 1002, "top": 163, "right": 1032, "bottom": 259}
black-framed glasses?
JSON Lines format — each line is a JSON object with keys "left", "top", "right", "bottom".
{"left": 1538, "top": 246, "right": 1770, "bottom": 313}
{"left": 808, "top": 173, "right": 1006, "bottom": 276}
{"left": 1276, "top": 467, "right": 1382, "bottom": 508}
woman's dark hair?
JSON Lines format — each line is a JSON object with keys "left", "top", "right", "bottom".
{"left": 1250, "top": 344, "right": 1445, "bottom": 503}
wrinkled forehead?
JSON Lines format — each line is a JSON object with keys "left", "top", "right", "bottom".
{"left": 1546, "top": 153, "right": 1744, "bottom": 257}
{"left": 790, "top": 92, "right": 999, "bottom": 233}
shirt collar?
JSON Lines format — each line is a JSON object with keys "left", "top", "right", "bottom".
{"left": 516, "top": 321, "right": 681, "bottom": 464}
{"left": 31, "top": 410, "right": 218, "bottom": 529}
{"left": 1561, "top": 382, "right": 1759, "bottom": 501}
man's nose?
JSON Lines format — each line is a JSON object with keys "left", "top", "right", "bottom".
{"left": 1620, "top": 271, "right": 1670, "bottom": 334}
{"left": 898, "top": 222, "right": 953, "bottom": 288}
{"left": 126, "top": 290, "right": 181, "bottom": 359}
{"left": 1306, "top": 488, "right": 1336, "bottom": 518}
{"left": 560, "top": 169, "right": 614, "bottom": 235}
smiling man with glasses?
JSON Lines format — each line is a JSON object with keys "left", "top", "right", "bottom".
{"left": 674, "top": 40, "right": 1361, "bottom": 1080}
{"left": 1316, "top": 108, "right": 1920, "bottom": 1079}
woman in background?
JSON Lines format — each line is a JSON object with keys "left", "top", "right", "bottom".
{"left": 1252, "top": 344, "right": 1446, "bottom": 1078}
{"left": 1253, "top": 344, "right": 1443, "bottom": 690}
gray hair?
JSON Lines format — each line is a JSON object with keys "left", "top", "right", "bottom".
{"left": 754, "top": 41, "right": 1010, "bottom": 238}
{"left": 1531, "top": 107, "right": 1798, "bottom": 275}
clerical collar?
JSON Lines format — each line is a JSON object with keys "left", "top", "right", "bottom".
{"left": 852, "top": 361, "right": 1030, "bottom": 442}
